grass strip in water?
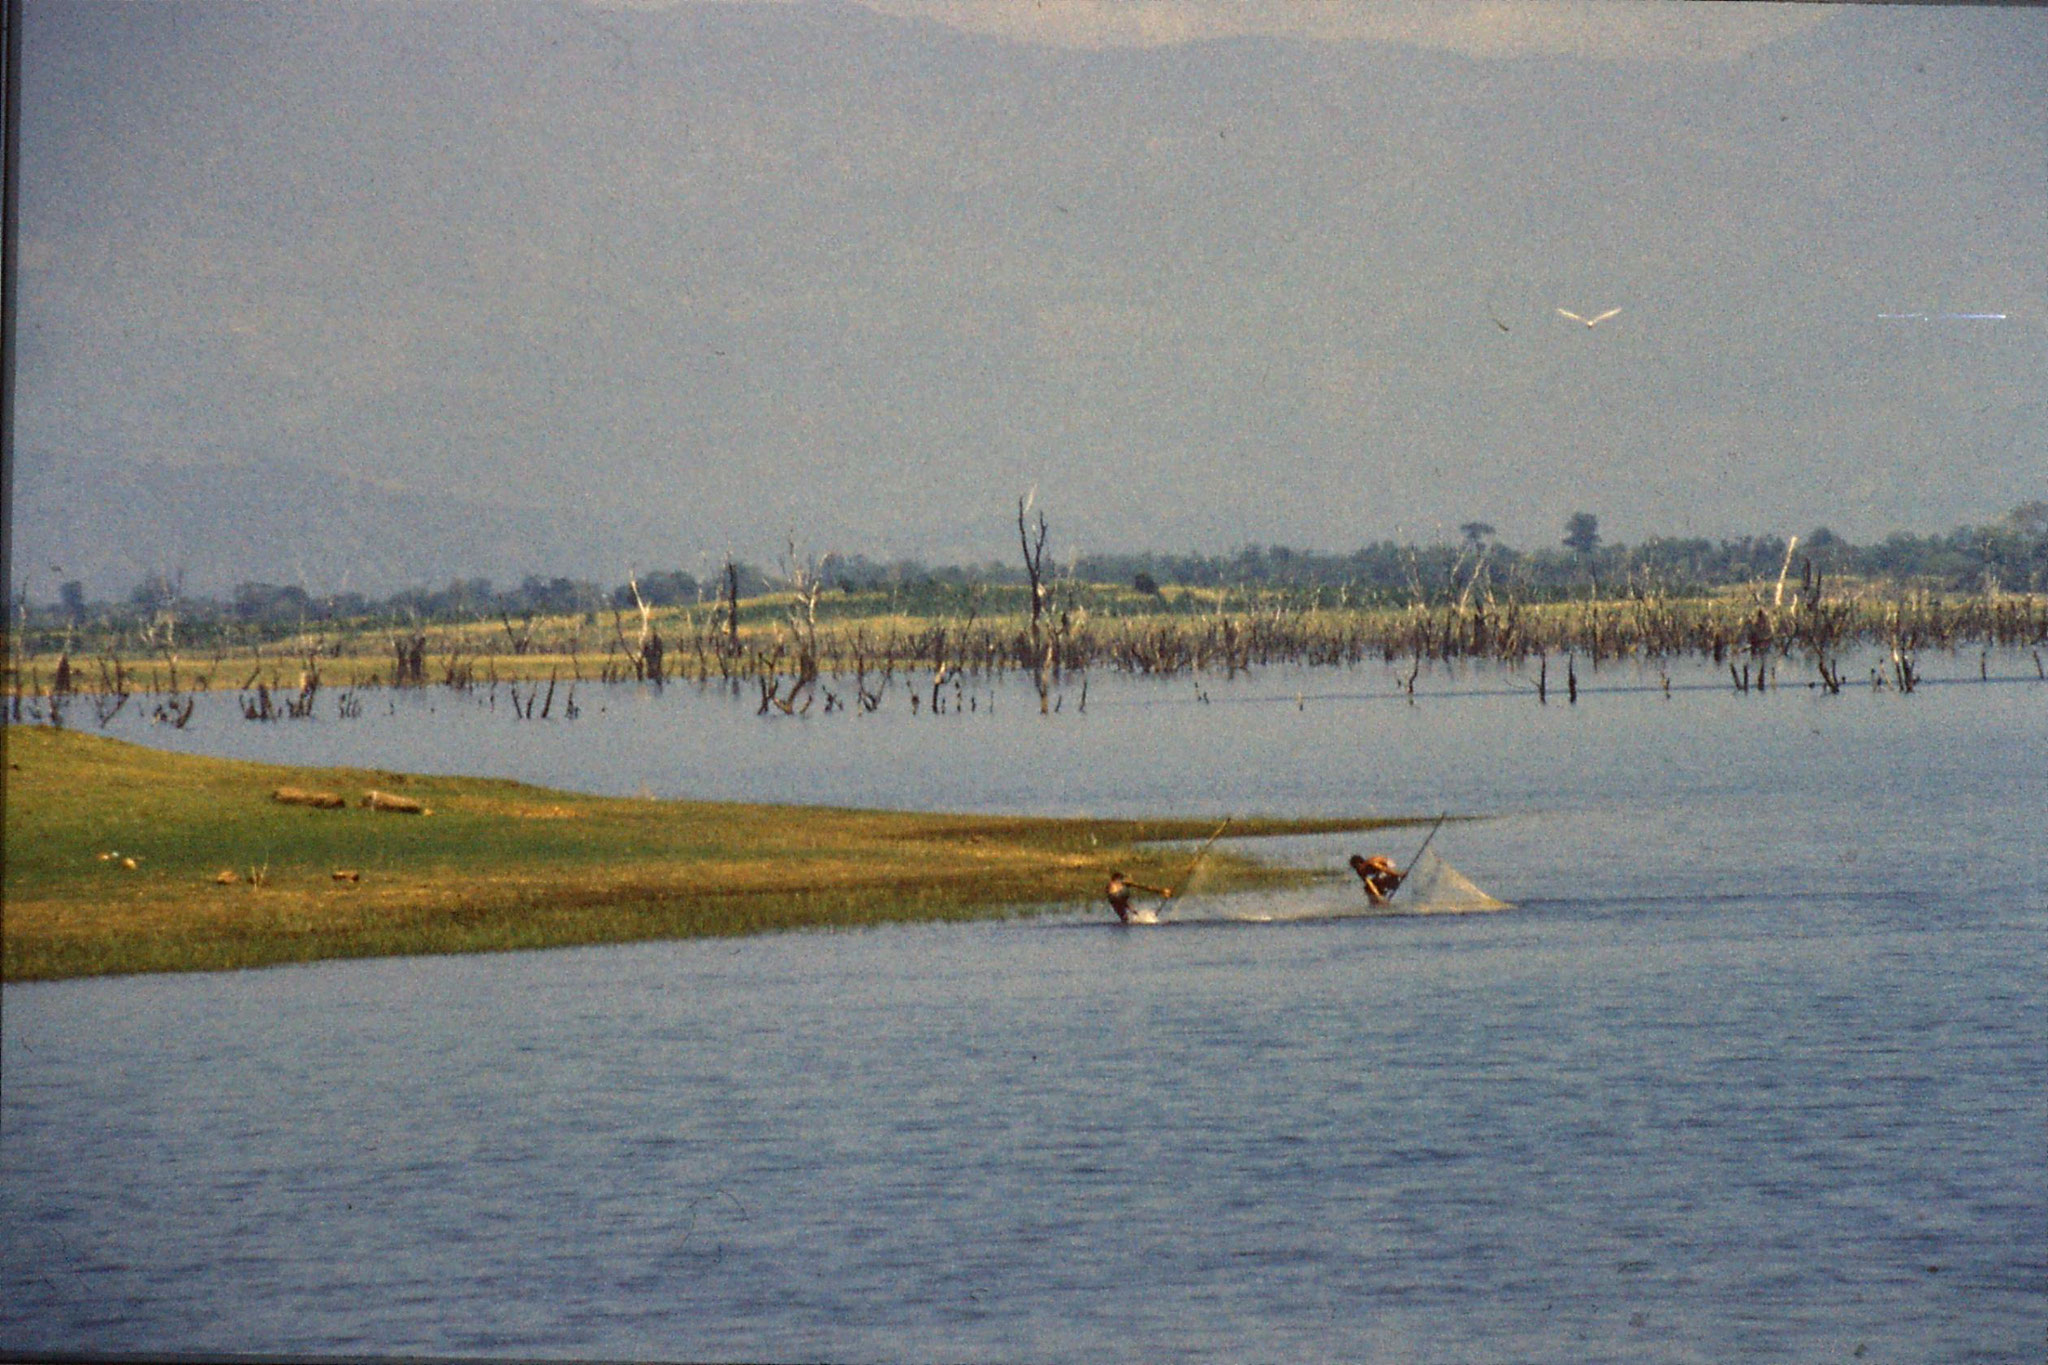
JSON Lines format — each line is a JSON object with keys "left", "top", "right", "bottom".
{"left": 2, "top": 728, "right": 1412, "bottom": 981}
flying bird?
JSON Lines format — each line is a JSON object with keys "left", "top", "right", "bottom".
{"left": 1557, "top": 307, "right": 1622, "bottom": 328}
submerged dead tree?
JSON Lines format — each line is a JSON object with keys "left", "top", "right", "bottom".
{"left": 390, "top": 631, "right": 427, "bottom": 686}
{"left": 759, "top": 538, "right": 824, "bottom": 714}
{"left": 1020, "top": 493, "right": 1056, "bottom": 713}
{"left": 722, "top": 556, "right": 743, "bottom": 658}
{"left": 621, "top": 573, "right": 665, "bottom": 685}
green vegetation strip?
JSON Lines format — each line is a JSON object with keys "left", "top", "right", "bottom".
{"left": 2, "top": 729, "right": 1409, "bottom": 981}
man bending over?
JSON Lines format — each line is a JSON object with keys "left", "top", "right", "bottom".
{"left": 1349, "top": 854, "right": 1403, "bottom": 906}
{"left": 1105, "top": 871, "right": 1172, "bottom": 924}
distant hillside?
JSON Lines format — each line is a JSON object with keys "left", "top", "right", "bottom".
{"left": 7, "top": 449, "right": 683, "bottom": 602}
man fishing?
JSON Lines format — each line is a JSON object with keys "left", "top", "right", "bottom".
{"left": 1106, "top": 817, "right": 1233, "bottom": 924}
{"left": 1349, "top": 854, "right": 1404, "bottom": 906}
{"left": 1105, "top": 871, "right": 1172, "bottom": 924}
{"left": 1353, "top": 814, "right": 1444, "bottom": 907}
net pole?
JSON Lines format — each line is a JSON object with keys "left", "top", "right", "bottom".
{"left": 1387, "top": 812, "right": 1447, "bottom": 905}
{"left": 1176, "top": 816, "right": 1232, "bottom": 892}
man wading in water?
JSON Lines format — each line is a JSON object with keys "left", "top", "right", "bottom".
{"left": 1349, "top": 854, "right": 1404, "bottom": 906}
{"left": 1105, "top": 871, "right": 1172, "bottom": 924}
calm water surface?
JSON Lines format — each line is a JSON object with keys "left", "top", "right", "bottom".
{"left": 4, "top": 659, "right": 2043, "bottom": 1361}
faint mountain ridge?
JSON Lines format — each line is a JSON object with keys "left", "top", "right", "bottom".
{"left": 8, "top": 449, "right": 682, "bottom": 602}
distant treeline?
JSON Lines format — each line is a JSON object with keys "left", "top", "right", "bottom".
{"left": 1073, "top": 506, "right": 2048, "bottom": 604}
{"left": 19, "top": 503, "right": 2047, "bottom": 635}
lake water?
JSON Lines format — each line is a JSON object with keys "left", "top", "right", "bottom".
{"left": 4, "top": 656, "right": 2044, "bottom": 1361}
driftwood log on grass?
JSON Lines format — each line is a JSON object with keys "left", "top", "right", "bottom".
{"left": 272, "top": 786, "right": 345, "bottom": 809}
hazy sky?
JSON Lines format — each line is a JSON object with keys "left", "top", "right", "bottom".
{"left": 12, "top": 0, "right": 2046, "bottom": 583}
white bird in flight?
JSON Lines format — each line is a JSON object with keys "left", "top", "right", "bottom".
{"left": 1557, "top": 307, "right": 1622, "bottom": 328}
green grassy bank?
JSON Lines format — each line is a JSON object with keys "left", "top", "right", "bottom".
{"left": 1, "top": 728, "right": 1408, "bottom": 981}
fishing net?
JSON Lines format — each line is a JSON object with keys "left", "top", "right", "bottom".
{"left": 1392, "top": 847, "right": 1512, "bottom": 913}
